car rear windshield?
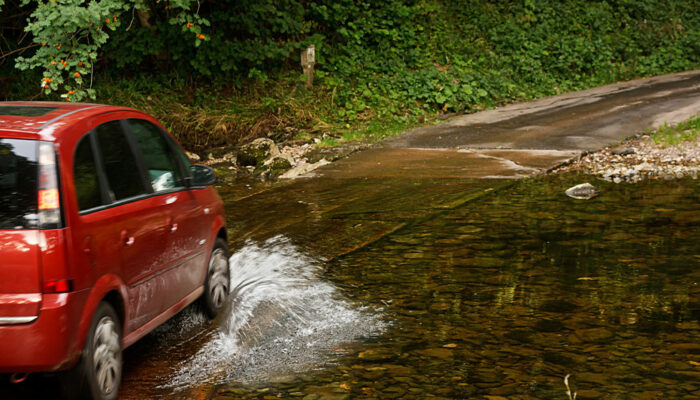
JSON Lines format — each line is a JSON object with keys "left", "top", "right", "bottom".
{"left": 0, "top": 139, "right": 38, "bottom": 229}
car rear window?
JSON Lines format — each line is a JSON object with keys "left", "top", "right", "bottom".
{"left": 0, "top": 106, "right": 57, "bottom": 117}
{"left": 0, "top": 139, "right": 38, "bottom": 229}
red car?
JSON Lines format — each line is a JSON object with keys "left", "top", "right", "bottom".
{"left": 0, "top": 102, "right": 230, "bottom": 399}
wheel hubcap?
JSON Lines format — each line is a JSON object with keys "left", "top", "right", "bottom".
{"left": 92, "top": 316, "right": 120, "bottom": 396}
{"left": 209, "top": 248, "right": 230, "bottom": 309}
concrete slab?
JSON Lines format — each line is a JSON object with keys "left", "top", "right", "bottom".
{"left": 386, "top": 70, "right": 700, "bottom": 151}
{"left": 317, "top": 147, "right": 577, "bottom": 179}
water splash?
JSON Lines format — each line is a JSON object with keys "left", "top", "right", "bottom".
{"left": 164, "top": 236, "right": 387, "bottom": 389}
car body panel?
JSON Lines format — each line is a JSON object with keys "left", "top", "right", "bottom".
{"left": 0, "top": 231, "right": 42, "bottom": 319}
{"left": 0, "top": 290, "right": 88, "bottom": 372}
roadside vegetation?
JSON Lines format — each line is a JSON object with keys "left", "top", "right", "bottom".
{"left": 652, "top": 115, "right": 700, "bottom": 147}
{"left": 1, "top": 0, "right": 699, "bottom": 152}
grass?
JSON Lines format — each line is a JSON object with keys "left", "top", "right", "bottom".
{"left": 652, "top": 115, "right": 700, "bottom": 147}
{"left": 74, "top": 73, "right": 429, "bottom": 153}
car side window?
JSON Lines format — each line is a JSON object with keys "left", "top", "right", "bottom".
{"left": 95, "top": 120, "right": 148, "bottom": 201}
{"left": 73, "top": 134, "right": 105, "bottom": 211}
{"left": 126, "top": 119, "right": 184, "bottom": 192}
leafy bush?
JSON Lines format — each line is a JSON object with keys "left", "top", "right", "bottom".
{"left": 1, "top": 0, "right": 698, "bottom": 147}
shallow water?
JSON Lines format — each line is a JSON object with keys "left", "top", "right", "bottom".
{"left": 3, "top": 174, "right": 697, "bottom": 400}
{"left": 207, "top": 175, "right": 699, "bottom": 399}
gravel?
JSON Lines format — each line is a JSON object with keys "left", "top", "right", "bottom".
{"left": 552, "top": 135, "right": 700, "bottom": 183}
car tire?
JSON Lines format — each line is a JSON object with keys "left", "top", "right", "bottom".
{"left": 61, "top": 302, "right": 122, "bottom": 400}
{"left": 201, "top": 238, "right": 231, "bottom": 318}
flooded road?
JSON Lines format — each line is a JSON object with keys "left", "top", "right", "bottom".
{"left": 119, "top": 173, "right": 698, "bottom": 400}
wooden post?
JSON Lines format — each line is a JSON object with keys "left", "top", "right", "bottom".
{"left": 301, "top": 45, "right": 316, "bottom": 88}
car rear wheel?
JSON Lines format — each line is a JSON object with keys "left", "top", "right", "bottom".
{"left": 201, "top": 238, "right": 231, "bottom": 318}
{"left": 61, "top": 302, "right": 122, "bottom": 400}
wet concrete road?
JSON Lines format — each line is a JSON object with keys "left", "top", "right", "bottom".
{"left": 216, "top": 70, "right": 700, "bottom": 257}
{"left": 2, "top": 71, "right": 699, "bottom": 399}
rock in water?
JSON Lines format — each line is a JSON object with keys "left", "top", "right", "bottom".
{"left": 237, "top": 138, "right": 280, "bottom": 167}
{"left": 565, "top": 183, "right": 599, "bottom": 199}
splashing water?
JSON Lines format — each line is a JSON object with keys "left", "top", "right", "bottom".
{"left": 164, "top": 236, "right": 387, "bottom": 389}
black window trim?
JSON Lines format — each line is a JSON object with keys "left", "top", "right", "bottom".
{"left": 76, "top": 118, "right": 193, "bottom": 216}
{"left": 118, "top": 119, "right": 153, "bottom": 196}
{"left": 160, "top": 126, "right": 191, "bottom": 182}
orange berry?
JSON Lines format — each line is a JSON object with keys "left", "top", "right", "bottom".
{"left": 51, "top": 61, "right": 57, "bottom": 65}
{"left": 186, "top": 22, "right": 193, "bottom": 28}
{"left": 44, "top": 77, "right": 51, "bottom": 82}
{"left": 105, "top": 19, "right": 110, "bottom": 23}
{"left": 68, "top": 90, "right": 75, "bottom": 95}
{"left": 113, "top": 16, "right": 117, "bottom": 22}
{"left": 74, "top": 72, "right": 81, "bottom": 78}
{"left": 42, "top": 42, "right": 46, "bottom": 46}
{"left": 78, "top": 61, "right": 83, "bottom": 66}
{"left": 198, "top": 34, "right": 205, "bottom": 39}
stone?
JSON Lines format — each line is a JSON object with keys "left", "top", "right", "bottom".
{"left": 668, "top": 343, "right": 700, "bottom": 354}
{"left": 576, "top": 372, "right": 609, "bottom": 385}
{"left": 534, "top": 319, "right": 565, "bottom": 332}
{"left": 185, "top": 150, "right": 200, "bottom": 161}
{"left": 611, "top": 147, "right": 636, "bottom": 155}
{"left": 575, "top": 327, "right": 614, "bottom": 342}
{"left": 237, "top": 138, "right": 280, "bottom": 166}
{"left": 264, "top": 156, "right": 293, "bottom": 177}
{"left": 565, "top": 183, "right": 599, "bottom": 199}
{"left": 539, "top": 300, "right": 578, "bottom": 313}
{"left": 358, "top": 348, "right": 396, "bottom": 361}
{"left": 577, "top": 389, "right": 603, "bottom": 399}
{"left": 414, "top": 348, "right": 454, "bottom": 359}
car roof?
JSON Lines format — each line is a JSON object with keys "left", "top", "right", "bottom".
{"left": 0, "top": 101, "right": 141, "bottom": 140}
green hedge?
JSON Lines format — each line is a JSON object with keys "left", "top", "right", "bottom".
{"left": 2, "top": 0, "right": 699, "bottom": 140}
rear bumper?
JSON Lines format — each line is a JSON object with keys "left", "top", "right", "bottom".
{"left": 0, "top": 291, "right": 86, "bottom": 373}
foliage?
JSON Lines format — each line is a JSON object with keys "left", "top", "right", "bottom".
{"left": 1, "top": 0, "right": 208, "bottom": 101}
{"left": 1, "top": 0, "right": 699, "bottom": 148}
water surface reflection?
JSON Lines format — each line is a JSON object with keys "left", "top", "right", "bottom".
{"left": 214, "top": 175, "right": 699, "bottom": 399}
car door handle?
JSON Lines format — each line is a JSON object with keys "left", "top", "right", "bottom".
{"left": 121, "top": 230, "right": 135, "bottom": 247}
{"left": 82, "top": 235, "right": 93, "bottom": 254}
{"left": 166, "top": 217, "right": 178, "bottom": 233}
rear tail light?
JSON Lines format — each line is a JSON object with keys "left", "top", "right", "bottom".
{"left": 43, "top": 279, "right": 73, "bottom": 293}
{"left": 37, "top": 142, "right": 62, "bottom": 229}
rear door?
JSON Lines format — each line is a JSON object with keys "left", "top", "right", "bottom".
{"left": 123, "top": 118, "right": 208, "bottom": 309}
{"left": 0, "top": 138, "right": 42, "bottom": 323}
